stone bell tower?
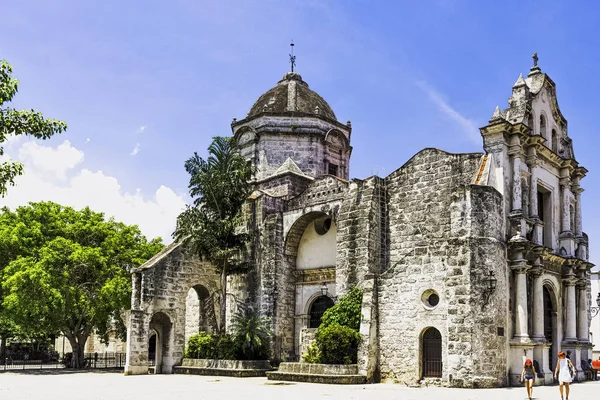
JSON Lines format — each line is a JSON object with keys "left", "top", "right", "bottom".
{"left": 230, "top": 70, "right": 352, "bottom": 197}
{"left": 480, "top": 53, "right": 593, "bottom": 385}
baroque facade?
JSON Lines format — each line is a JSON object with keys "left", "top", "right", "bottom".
{"left": 124, "top": 57, "right": 594, "bottom": 387}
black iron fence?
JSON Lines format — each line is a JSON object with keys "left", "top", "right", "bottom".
{"left": 2, "top": 352, "right": 125, "bottom": 371}
{"left": 83, "top": 352, "right": 125, "bottom": 369}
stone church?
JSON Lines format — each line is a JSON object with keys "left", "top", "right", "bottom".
{"left": 124, "top": 56, "right": 594, "bottom": 387}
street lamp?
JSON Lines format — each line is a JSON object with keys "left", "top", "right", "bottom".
{"left": 321, "top": 283, "right": 328, "bottom": 297}
{"left": 591, "top": 293, "right": 600, "bottom": 318}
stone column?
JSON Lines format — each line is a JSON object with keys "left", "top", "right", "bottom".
{"left": 560, "top": 176, "right": 571, "bottom": 233}
{"left": 564, "top": 277, "right": 578, "bottom": 342}
{"left": 530, "top": 265, "right": 545, "bottom": 341}
{"left": 511, "top": 149, "right": 523, "bottom": 211}
{"left": 528, "top": 159, "right": 539, "bottom": 218}
{"left": 512, "top": 257, "right": 531, "bottom": 340}
{"left": 577, "top": 280, "right": 589, "bottom": 342}
{"left": 573, "top": 186, "right": 583, "bottom": 237}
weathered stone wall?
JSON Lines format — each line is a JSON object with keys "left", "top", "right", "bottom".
{"left": 375, "top": 149, "right": 509, "bottom": 387}
{"left": 125, "top": 244, "right": 220, "bottom": 375}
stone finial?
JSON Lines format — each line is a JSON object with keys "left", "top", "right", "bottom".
{"left": 490, "top": 106, "right": 502, "bottom": 121}
{"left": 232, "top": 117, "right": 237, "bottom": 124}
{"left": 513, "top": 73, "right": 526, "bottom": 88}
{"left": 532, "top": 52, "right": 538, "bottom": 67}
{"left": 346, "top": 120, "right": 352, "bottom": 127}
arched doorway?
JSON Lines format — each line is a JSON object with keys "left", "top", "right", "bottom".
{"left": 543, "top": 286, "right": 557, "bottom": 371}
{"left": 148, "top": 331, "right": 157, "bottom": 367}
{"left": 149, "top": 312, "right": 172, "bottom": 374}
{"left": 309, "top": 296, "right": 335, "bottom": 328}
{"left": 422, "top": 327, "right": 442, "bottom": 378}
{"left": 184, "top": 284, "right": 212, "bottom": 346}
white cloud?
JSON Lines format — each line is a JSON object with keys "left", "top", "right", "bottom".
{"left": 416, "top": 80, "right": 480, "bottom": 143}
{"left": 86, "top": 138, "right": 91, "bottom": 143}
{"left": 0, "top": 140, "right": 186, "bottom": 243}
{"left": 136, "top": 125, "right": 147, "bottom": 134}
{"left": 18, "top": 140, "right": 84, "bottom": 180}
{"left": 130, "top": 142, "right": 140, "bottom": 156}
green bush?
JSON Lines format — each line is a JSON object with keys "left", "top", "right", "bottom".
{"left": 303, "top": 287, "right": 363, "bottom": 364}
{"left": 315, "top": 323, "right": 361, "bottom": 364}
{"left": 302, "top": 342, "right": 321, "bottom": 364}
{"left": 320, "top": 286, "right": 363, "bottom": 331}
{"left": 215, "top": 334, "right": 238, "bottom": 360}
{"left": 185, "top": 332, "right": 216, "bottom": 359}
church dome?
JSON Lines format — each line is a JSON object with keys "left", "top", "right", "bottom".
{"left": 247, "top": 72, "right": 337, "bottom": 120}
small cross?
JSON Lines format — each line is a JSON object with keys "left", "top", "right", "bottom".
{"left": 289, "top": 41, "right": 296, "bottom": 72}
{"left": 532, "top": 52, "right": 538, "bottom": 67}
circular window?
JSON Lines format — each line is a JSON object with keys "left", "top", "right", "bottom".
{"left": 421, "top": 289, "right": 440, "bottom": 309}
{"left": 314, "top": 217, "right": 332, "bottom": 235}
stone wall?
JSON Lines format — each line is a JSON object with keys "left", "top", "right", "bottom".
{"left": 374, "top": 149, "right": 507, "bottom": 387}
{"left": 125, "top": 243, "right": 221, "bottom": 375}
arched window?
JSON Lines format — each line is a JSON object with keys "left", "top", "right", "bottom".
{"left": 551, "top": 129, "right": 558, "bottom": 152}
{"left": 309, "top": 296, "right": 335, "bottom": 328}
{"left": 422, "top": 327, "right": 442, "bottom": 378}
{"left": 540, "top": 115, "right": 547, "bottom": 140}
{"left": 527, "top": 113, "right": 534, "bottom": 134}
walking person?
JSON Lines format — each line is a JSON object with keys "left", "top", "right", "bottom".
{"left": 555, "top": 351, "right": 575, "bottom": 400}
{"left": 520, "top": 358, "right": 536, "bottom": 400}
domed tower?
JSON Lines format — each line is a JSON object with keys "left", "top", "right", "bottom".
{"left": 231, "top": 71, "right": 352, "bottom": 195}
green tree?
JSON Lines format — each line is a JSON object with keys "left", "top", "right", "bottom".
{"left": 0, "top": 202, "right": 163, "bottom": 368}
{"left": 0, "top": 60, "right": 67, "bottom": 197}
{"left": 174, "top": 136, "right": 254, "bottom": 333}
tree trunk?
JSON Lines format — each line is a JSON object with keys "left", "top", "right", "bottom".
{"left": 220, "top": 267, "right": 227, "bottom": 334}
{"left": 0, "top": 336, "right": 6, "bottom": 361}
{"left": 65, "top": 332, "right": 88, "bottom": 369}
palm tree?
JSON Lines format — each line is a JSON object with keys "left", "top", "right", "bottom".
{"left": 174, "top": 136, "right": 254, "bottom": 333}
{"left": 231, "top": 308, "right": 271, "bottom": 360}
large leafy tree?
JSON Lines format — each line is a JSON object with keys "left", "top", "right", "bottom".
{"left": 0, "top": 60, "right": 67, "bottom": 197}
{"left": 0, "top": 202, "right": 163, "bottom": 368}
{"left": 174, "top": 136, "right": 254, "bottom": 333}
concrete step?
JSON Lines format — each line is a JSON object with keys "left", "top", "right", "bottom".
{"left": 173, "top": 365, "right": 271, "bottom": 377}
{"left": 266, "top": 371, "right": 366, "bottom": 384}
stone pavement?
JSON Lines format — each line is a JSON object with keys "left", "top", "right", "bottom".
{"left": 1, "top": 371, "right": 599, "bottom": 400}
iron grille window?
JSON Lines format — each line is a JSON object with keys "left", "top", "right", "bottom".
{"left": 309, "top": 296, "right": 334, "bottom": 328}
{"left": 422, "top": 327, "right": 442, "bottom": 378}
{"left": 328, "top": 163, "right": 338, "bottom": 176}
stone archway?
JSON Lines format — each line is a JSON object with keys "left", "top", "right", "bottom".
{"left": 184, "top": 284, "right": 213, "bottom": 346}
{"left": 543, "top": 284, "right": 559, "bottom": 373}
{"left": 149, "top": 312, "right": 172, "bottom": 374}
{"left": 421, "top": 327, "right": 442, "bottom": 378}
{"left": 282, "top": 211, "right": 337, "bottom": 360}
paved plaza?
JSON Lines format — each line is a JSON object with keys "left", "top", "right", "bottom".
{"left": 1, "top": 371, "right": 599, "bottom": 400}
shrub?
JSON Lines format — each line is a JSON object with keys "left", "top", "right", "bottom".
{"left": 62, "top": 352, "right": 73, "bottom": 368}
{"left": 215, "top": 334, "right": 238, "bottom": 360}
{"left": 320, "top": 286, "right": 363, "bottom": 331}
{"left": 185, "top": 332, "right": 216, "bottom": 359}
{"left": 302, "top": 342, "right": 321, "bottom": 364}
{"left": 231, "top": 309, "right": 271, "bottom": 360}
{"left": 315, "top": 323, "right": 361, "bottom": 364}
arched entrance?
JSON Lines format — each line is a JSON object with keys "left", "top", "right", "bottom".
{"left": 422, "top": 327, "right": 442, "bottom": 378}
{"left": 184, "top": 284, "right": 213, "bottom": 346}
{"left": 149, "top": 312, "right": 172, "bottom": 374}
{"left": 309, "top": 296, "right": 335, "bottom": 328}
{"left": 543, "top": 285, "right": 557, "bottom": 371}
{"left": 148, "top": 331, "right": 157, "bottom": 367}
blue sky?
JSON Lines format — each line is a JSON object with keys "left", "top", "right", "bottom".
{"left": 0, "top": 0, "right": 598, "bottom": 267}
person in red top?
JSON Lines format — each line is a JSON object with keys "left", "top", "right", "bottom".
{"left": 520, "top": 358, "right": 536, "bottom": 400}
